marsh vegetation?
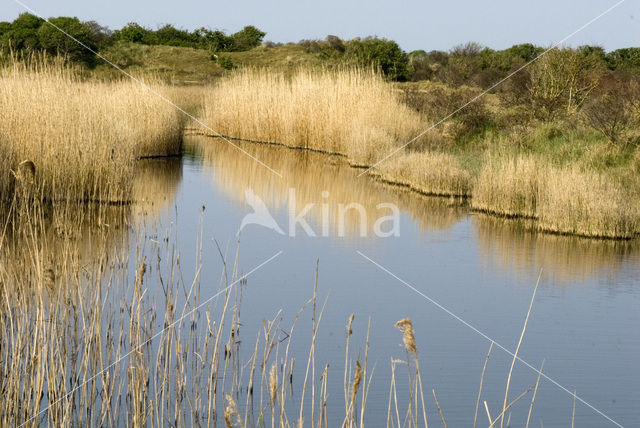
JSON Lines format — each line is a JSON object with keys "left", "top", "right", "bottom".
{"left": 1, "top": 19, "right": 640, "bottom": 426}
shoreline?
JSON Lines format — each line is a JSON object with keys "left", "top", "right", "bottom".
{"left": 188, "top": 131, "right": 637, "bottom": 241}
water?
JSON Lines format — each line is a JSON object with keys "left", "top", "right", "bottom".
{"left": 11, "top": 136, "right": 638, "bottom": 427}
{"left": 125, "top": 136, "right": 639, "bottom": 427}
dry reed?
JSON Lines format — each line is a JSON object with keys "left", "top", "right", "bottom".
{"left": 376, "top": 151, "right": 471, "bottom": 197}
{"left": 472, "top": 154, "right": 639, "bottom": 238}
{"left": 0, "top": 57, "right": 183, "bottom": 206}
{"left": 200, "top": 68, "right": 425, "bottom": 166}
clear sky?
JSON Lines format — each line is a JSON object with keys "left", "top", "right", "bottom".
{"left": 2, "top": 0, "right": 639, "bottom": 52}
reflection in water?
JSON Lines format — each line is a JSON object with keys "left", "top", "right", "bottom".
{"left": 185, "top": 136, "right": 467, "bottom": 238}
{"left": 131, "top": 157, "right": 183, "bottom": 220}
{"left": 0, "top": 138, "right": 638, "bottom": 425}
{"left": 188, "top": 135, "right": 640, "bottom": 284}
{"left": 473, "top": 214, "right": 640, "bottom": 283}
{"left": 0, "top": 157, "right": 183, "bottom": 296}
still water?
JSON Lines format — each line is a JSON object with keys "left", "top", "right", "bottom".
{"left": 113, "top": 136, "right": 640, "bottom": 426}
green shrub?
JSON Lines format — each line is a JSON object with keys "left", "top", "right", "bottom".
{"left": 217, "top": 54, "right": 234, "bottom": 70}
{"left": 345, "top": 37, "right": 408, "bottom": 81}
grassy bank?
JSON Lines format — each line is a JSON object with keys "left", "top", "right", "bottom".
{"left": 198, "top": 68, "right": 640, "bottom": 239}
{"left": 0, "top": 58, "right": 183, "bottom": 208}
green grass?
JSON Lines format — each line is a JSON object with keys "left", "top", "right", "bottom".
{"left": 92, "top": 42, "right": 337, "bottom": 83}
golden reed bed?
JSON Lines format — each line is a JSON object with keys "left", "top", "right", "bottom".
{"left": 0, "top": 58, "right": 183, "bottom": 206}
{"left": 198, "top": 68, "right": 639, "bottom": 239}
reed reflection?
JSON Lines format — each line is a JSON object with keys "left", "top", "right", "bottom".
{"left": 473, "top": 214, "right": 640, "bottom": 284}
{"left": 0, "top": 157, "right": 183, "bottom": 297}
{"left": 185, "top": 136, "right": 467, "bottom": 239}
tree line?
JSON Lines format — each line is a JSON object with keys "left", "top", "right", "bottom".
{"left": 0, "top": 13, "right": 266, "bottom": 66}
{"left": 1, "top": 12, "right": 639, "bottom": 86}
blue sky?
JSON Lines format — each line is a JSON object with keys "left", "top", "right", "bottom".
{"left": 2, "top": 0, "right": 639, "bottom": 52}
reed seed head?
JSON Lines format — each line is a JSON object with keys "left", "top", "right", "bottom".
{"left": 269, "top": 362, "right": 278, "bottom": 405}
{"left": 395, "top": 318, "right": 417, "bottom": 357}
{"left": 224, "top": 393, "right": 239, "bottom": 428}
{"left": 351, "top": 359, "right": 362, "bottom": 402}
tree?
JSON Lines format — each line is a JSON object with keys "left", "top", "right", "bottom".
{"left": 1, "top": 13, "right": 44, "bottom": 52}
{"left": 230, "top": 25, "right": 265, "bottom": 51}
{"left": 154, "top": 24, "right": 197, "bottom": 47}
{"left": 0, "top": 22, "right": 12, "bottom": 38}
{"left": 84, "top": 20, "right": 114, "bottom": 48}
{"left": 505, "top": 43, "right": 539, "bottom": 62}
{"left": 345, "top": 37, "right": 409, "bottom": 81}
{"left": 196, "top": 27, "right": 233, "bottom": 52}
{"left": 528, "top": 47, "right": 604, "bottom": 119}
{"left": 37, "top": 17, "right": 98, "bottom": 65}
{"left": 606, "top": 48, "right": 640, "bottom": 73}
{"left": 116, "top": 22, "right": 150, "bottom": 43}
{"left": 582, "top": 78, "right": 640, "bottom": 145}
{"left": 326, "top": 35, "right": 345, "bottom": 52}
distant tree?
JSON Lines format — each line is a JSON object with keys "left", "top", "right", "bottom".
{"left": 0, "top": 21, "right": 11, "bottom": 38}
{"left": 606, "top": 48, "right": 640, "bottom": 73}
{"left": 154, "top": 24, "right": 197, "bottom": 47}
{"left": 230, "top": 25, "right": 266, "bottom": 51}
{"left": 451, "top": 41, "right": 483, "bottom": 57}
{"left": 326, "top": 35, "right": 345, "bottom": 52}
{"left": 408, "top": 50, "right": 431, "bottom": 81}
{"left": 427, "top": 50, "right": 449, "bottom": 66}
{"left": 578, "top": 45, "right": 606, "bottom": 62}
{"left": 408, "top": 50, "right": 427, "bottom": 60}
{"left": 116, "top": 22, "right": 151, "bottom": 43}
{"left": 196, "top": 27, "right": 234, "bottom": 52}
{"left": 528, "top": 47, "right": 605, "bottom": 118}
{"left": 504, "top": 43, "right": 539, "bottom": 62}
{"left": 345, "top": 37, "right": 409, "bottom": 81}
{"left": 582, "top": 77, "right": 640, "bottom": 145}
{"left": 37, "top": 17, "right": 98, "bottom": 65}
{"left": 1, "top": 13, "right": 44, "bottom": 52}
{"left": 84, "top": 20, "right": 114, "bottom": 48}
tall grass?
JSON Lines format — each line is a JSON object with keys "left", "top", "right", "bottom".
{"left": 200, "top": 68, "right": 425, "bottom": 166}
{"left": 198, "top": 68, "right": 639, "bottom": 238}
{"left": 0, "top": 57, "right": 183, "bottom": 206}
{"left": 472, "top": 155, "right": 639, "bottom": 238}
{"left": 376, "top": 151, "right": 471, "bottom": 197}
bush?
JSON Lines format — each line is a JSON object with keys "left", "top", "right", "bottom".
{"left": 217, "top": 54, "right": 234, "bottom": 70}
{"left": 401, "top": 85, "right": 492, "bottom": 141}
{"left": 345, "top": 37, "right": 408, "bottom": 81}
